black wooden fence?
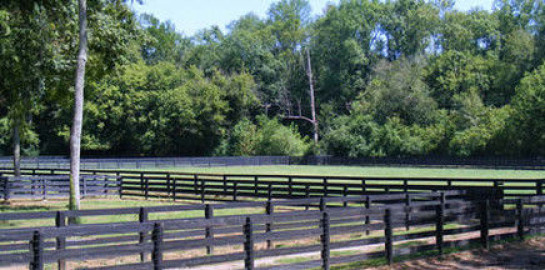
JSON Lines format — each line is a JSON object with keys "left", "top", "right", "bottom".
{"left": 1, "top": 167, "right": 543, "bottom": 200}
{"left": 0, "top": 175, "right": 120, "bottom": 200}
{"left": 1, "top": 193, "right": 545, "bottom": 270}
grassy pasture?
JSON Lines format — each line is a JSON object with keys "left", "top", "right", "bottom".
{"left": 140, "top": 165, "right": 545, "bottom": 196}
{"left": 159, "top": 165, "right": 545, "bottom": 179}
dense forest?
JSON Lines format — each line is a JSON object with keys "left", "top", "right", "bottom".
{"left": 1, "top": 0, "right": 544, "bottom": 158}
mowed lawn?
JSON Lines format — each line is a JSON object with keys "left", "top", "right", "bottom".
{"left": 159, "top": 165, "right": 545, "bottom": 179}
{"left": 143, "top": 165, "right": 545, "bottom": 195}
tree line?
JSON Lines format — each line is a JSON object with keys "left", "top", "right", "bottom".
{"left": 1, "top": 0, "right": 544, "bottom": 160}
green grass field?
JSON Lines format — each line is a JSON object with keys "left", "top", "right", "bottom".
{"left": 159, "top": 165, "right": 545, "bottom": 179}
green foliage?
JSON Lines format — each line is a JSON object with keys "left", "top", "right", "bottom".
{"left": 4, "top": 0, "right": 545, "bottom": 158}
{"left": 449, "top": 106, "right": 512, "bottom": 156}
{"left": 139, "top": 13, "right": 191, "bottom": 65}
{"left": 426, "top": 51, "right": 497, "bottom": 108}
{"left": 254, "top": 116, "right": 310, "bottom": 156}
{"left": 353, "top": 57, "right": 438, "bottom": 126}
{"left": 217, "top": 116, "right": 310, "bottom": 156}
{"left": 75, "top": 61, "right": 258, "bottom": 156}
{"left": 322, "top": 114, "right": 444, "bottom": 157}
{"left": 510, "top": 63, "right": 545, "bottom": 155}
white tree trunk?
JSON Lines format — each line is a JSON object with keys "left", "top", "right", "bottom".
{"left": 69, "top": 0, "right": 87, "bottom": 214}
{"left": 306, "top": 49, "right": 319, "bottom": 144}
{"left": 12, "top": 120, "right": 21, "bottom": 177}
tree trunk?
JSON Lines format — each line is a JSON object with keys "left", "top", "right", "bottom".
{"left": 12, "top": 120, "right": 21, "bottom": 177}
{"left": 69, "top": 0, "right": 87, "bottom": 217}
{"left": 305, "top": 49, "right": 319, "bottom": 145}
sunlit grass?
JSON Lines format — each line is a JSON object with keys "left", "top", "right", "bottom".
{"left": 150, "top": 165, "right": 545, "bottom": 179}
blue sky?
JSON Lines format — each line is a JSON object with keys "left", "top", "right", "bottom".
{"left": 132, "top": 0, "right": 495, "bottom": 36}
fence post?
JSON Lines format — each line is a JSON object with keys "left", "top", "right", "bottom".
{"left": 119, "top": 174, "right": 124, "bottom": 199}
{"left": 321, "top": 211, "right": 330, "bottom": 270}
{"left": 223, "top": 175, "right": 228, "bottom": 194}
{"left": 365, "top": 196, "right": 371, "bottom": 236}
{"left": 31, "top": 177, "right": 36, "bottom": 197}
{"left": 194, "top": 175, "right": 199, "bottom": 195}
{"left": 361, "top": 179, "right": 366, "bottom": 195}
{"left": 145, "top": 177, "right": 149, "bottom": 200}
{"left": 56, "top": 211, "right": 66, "bottom": 270}
{"left": 233, "top": 182, "right": 238, "bottom": 201}
{"left": 3, "top": 177, "right": 10, "bottom": 202}
{"left": 384, "top": 208, "right": 393, "bottom": 265}
{"left": 517, "top": 199, "right": 524, "bottom": 241}
{"left": 103, "top": 175, "right": 108, "bottom": 196}
{"left": 244, "top": 217, "right": 255, "bottom": 270}
{"left": 172, "top": 178, "right": 177, "bottom": 201}
{"left": 254, "top": 176, "right": 259, "bottom": 196}
{"left": 320, "top": 197, "right": 326, "bottom": 212}
{"left": 205, "top": 204, "right": 214, "bottom": 255}
{"left": 152, "top": 222, "right": 164, "bottom": 270}
{"left": 140, "top": 173, "right": 144, "bottom": 190}
{"left": 42, "top": 179, "right": 47, "bottom": 200}
{"left": 405, "top": 194, "right": 412, "bottom": 231}
{"left": 480, "top": 200, "right": 490, "bottom": 249}
{"left": 288, "top": 177, "right": 293, "bottom": 197}
{"left": 166, "top": 173, "right": 171, "bottom": 197}
{"left": 201, "top": 178, "right": 206, "bottom": 203}
{"left": 305, "top": 184, "right": 310, "bottom": 210}
{"left": 82, "top": 177, "right": 87, "bottom": 199}
{"left": 323, "top": 178, "right": 328, "bottom": 197}
{"left": 343, "top": 185, "right": 348, "bottom": 207}
{"left": 266, "top": 200, "right": 274, "bottom": 249}
{"left": 267, "top": 184, "right": 272, "bottom": 201}
{"left": 538, "top": 181, "right": 543, "bottom": 196}
{"left": 436, "top": 198, "right": 444, "bottom": 255}
{"left": 139, "top": 207, "right": 149, "bottom": 262}
{"left": 30, "top": 231, "right": 43, "bottom": 270}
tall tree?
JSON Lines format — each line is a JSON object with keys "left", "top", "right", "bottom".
{"left": 139, "top": 13, "right": 191, "bottom": 65}
{"left": 0, "top": 1, "right": 68, "bottom": 176}
{"left": 69, "top": 0, "right": 88, "bottom": 214}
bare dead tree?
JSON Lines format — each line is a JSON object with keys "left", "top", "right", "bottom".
{"left": 283, "top": 49, "right": 319, "bottom": 145}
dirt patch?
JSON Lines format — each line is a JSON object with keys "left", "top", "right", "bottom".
{"left": 369, "top": 237, "right": 545, "bottom": 270}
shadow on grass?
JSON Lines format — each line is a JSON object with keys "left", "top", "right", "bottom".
{"left": 332, "top": 237, "right": 545, "bottom": 270}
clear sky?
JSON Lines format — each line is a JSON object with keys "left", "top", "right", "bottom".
{"left": 132, "top": 0, "right": 495, "bottom": 36}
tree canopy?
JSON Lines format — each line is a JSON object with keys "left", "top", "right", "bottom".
{"left": 1, "top": 0, "right": 544, "bottom": 158}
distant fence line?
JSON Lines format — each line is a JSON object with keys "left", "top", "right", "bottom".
{"left": 0, "top": 156, "right": 291, "bottom": 170}
{"left": 0, "top": 175, "right": 120, "bottom": 200}
{"left": 0, "top": 155, "right": 543, "bottom": 170}
{"left": 294, "top": 156, "right": 545, "bottom": 170}
{"left": 1, "top": 192, "right": 545, "bottom": 269}
{"left": 1, "top": 167, "right": 543, "bottom": 200}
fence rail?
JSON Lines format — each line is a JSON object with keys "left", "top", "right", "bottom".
{"left": 1, "top": 192, "right": 544, "bottom": 270}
